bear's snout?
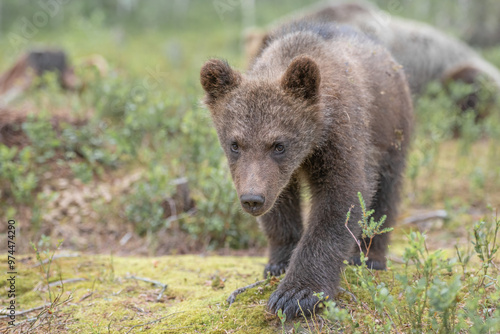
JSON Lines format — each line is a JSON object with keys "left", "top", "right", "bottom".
{"left": 240, "top": 194, "right": 265, "bottom": 215}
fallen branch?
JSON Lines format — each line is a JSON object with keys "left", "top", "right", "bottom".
{"left": 78, "top": 292, "right": 93, "bottom": 302}
{"left": 227, "top": 279, "right": 266, "bottom": 305}
{"left": 125, "top": 276, "right": 168, "bottom": 301}
{"left": 12, "top": 316, "right": 40, "bottom": 326}
{"left": 337, "top": 287, "right": 357, "bottom": 303}
{"left": 0, "top": 303, "right": 51, "bottom": 319}
{"left": 402, "top": 210, "right": 448, "bottom": 225}
{"left": 48, "top": 278, "right": 87, "bottom": 287}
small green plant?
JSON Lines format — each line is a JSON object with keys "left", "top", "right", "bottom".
{"left": 356, "top": 192, "right": 393, "bottom": 257}
{"left": 277, "top": 308, "right": 286, "bottom": 333}
{"left": 0, "top": 144, "right": 37, "bottom": 204}
{"left": 397, "top": 231, "right": 460, "bottom": 333}
{"left": 31, "top": 238, "right": 64, "bottom": 303}
{"left": 22, "top": 113, "right": 61, "bottom": 164}
{"left": 472, "top": 211, "right": 500, "bottom": 289}
{"left": 69, "top": 161, "right": 94, "bottom": 184}
{"left": 124, "top": 164, "right": 175, "bottom": 235}
{"left": 29, "top": 238, "right": 75, "bottom": 332}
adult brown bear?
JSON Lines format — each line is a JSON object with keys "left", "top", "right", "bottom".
{"left": 201, "top": 22, "right": 412, "bottom": 317}
{"left": 245, "top": 1, "right": 500, "bottom": 106}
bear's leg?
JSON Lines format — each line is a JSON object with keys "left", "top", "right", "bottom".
{"left": 268, "top": 162, "right": 364, "bottom": 318}
{"left": 259, "top": 176, "right": 303, "bottom": 278}
{"left": 355, "top": 152, "right": 406, "bottom": 270}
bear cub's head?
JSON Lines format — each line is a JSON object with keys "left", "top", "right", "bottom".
{"left": 200, "top": 56, "right": 324, "bottom": 216}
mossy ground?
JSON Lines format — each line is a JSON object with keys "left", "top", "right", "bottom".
{"left": 2, "top": 245, "right": 497, "bottom": 333}
{"left": 0, "top": 254, "right": 277, "bottom": 333}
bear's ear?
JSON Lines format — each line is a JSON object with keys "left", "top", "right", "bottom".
{"left": 200, "top": 59, "right": 241, "bottom": 106}
{"left": 281, "top": 56, "right": 321, "bottom": 103}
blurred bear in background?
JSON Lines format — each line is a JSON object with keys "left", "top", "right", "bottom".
{"left": 245, "top": 1, "right": 500, "bottom": 116}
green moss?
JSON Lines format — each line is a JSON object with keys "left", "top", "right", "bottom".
{"left": 2, "top": 255, "right": 282, "bottom": 333}
{"left": 3, "top": 240, "right": 499, "bottom": 333}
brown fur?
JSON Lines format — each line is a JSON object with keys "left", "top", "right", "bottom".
{"left": 442, "top": 65, "right": 482, "bottom": 113}
{"left": 201, "top": 23, "right": 412, "bottom": 318}
{"left": 441, "top": 64, "right": 497, "bottom": 124}
{"left": 443, "top": 65, "right": 481, "bottom": 86}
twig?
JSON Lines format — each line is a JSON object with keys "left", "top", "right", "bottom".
{"left": 31, "top": 254, "right": 80, "bottom": 268}
{"left": 48, "top": 278, "right": 87, "bottom": 287}
{"left": 125, "top": 276, "right": 168, "bottom": 301}
{"left": 337, "top": 287, "right": 357, "bottom": 303}
{"left": 25, "top": 293, "right": 74, "bottom": 332}
{"left": 0, "top": 303, "right": 51, "bottom": 319}
{"left": 366, "top": 237, "right": 374, "bottom": 257}
{"left": 402, "top": 210, "right": 448, "bottom": 225}
{"left": 165, "top": 207, "right": 197, "bottom": 226}
{"left": 12, "top": 316, "right": 40, "bottom": 326}
{"left": 226, "top": 279, "right": 266, "bottom": 305}
{"left": 298, "top": 300, "right": 313, "bottom": 332}
{"left": 120, "top": 232, "right": 133, "bottom": 246}
{"left": 125, "top": 312, "right": 183, "bottom": 334}
{"left": 344, "top": 205, "right": 362, "bottom": 253}
{"left": 78, "top": 292, "right": 93, "bottom": 302}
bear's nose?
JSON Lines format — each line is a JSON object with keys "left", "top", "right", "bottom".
{"left": 240, "top": 194, "right": 265, "bottom": 213}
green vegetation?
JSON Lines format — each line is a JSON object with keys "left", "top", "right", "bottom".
{"left": 321, "top": 197, "right": 500, "bottom": 333}
{"left": 0, "top": 0, "right": 499, "bottom": 332}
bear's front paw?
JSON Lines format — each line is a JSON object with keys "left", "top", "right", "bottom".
{"left": 264, "top": 262, "right": 288, "bottom": 278}
{"left": 268, "top": 283, "right": 326, "bottom": 319}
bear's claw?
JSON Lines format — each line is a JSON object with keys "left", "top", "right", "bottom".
{"left": 264, "top": 262, "right": 288, "bottom": 278}
{"left": 268, "top": 285, "right": 322, "bottom": 319}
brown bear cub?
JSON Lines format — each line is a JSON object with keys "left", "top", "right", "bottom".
{"left": 200, "top": 22, "right": 412, "bottom": 318}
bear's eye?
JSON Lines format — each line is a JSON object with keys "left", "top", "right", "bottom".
{"left": 274, "top": 143, "right": 285, "bottom": 154}
{"left": 230, "top": 142, "right": 240, "bottom": 153}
